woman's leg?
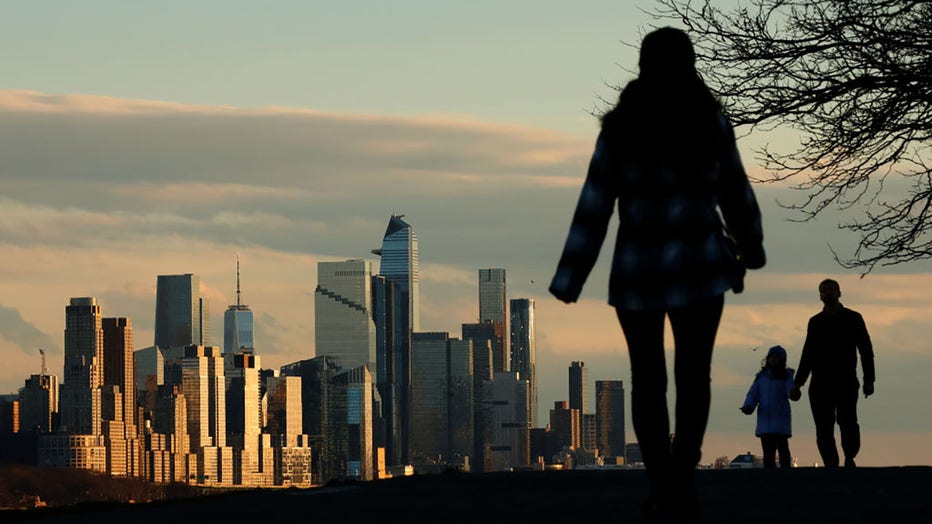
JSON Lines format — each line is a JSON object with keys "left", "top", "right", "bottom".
{"left": 667, "top": 294, "right": 725, "bottom": 470}
{"left": 615, "top": 307, "right": 671, "bottom": 484}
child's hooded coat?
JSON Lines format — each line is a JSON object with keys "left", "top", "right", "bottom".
{"left": 742, "top": 345, "right": 795, "bottom": 437}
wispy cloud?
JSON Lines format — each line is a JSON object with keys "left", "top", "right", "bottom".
{"left": 0, "top": 305, "right": 60, "bottom": 355}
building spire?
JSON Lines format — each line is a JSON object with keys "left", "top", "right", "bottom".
{"left": 236, "top": 253, "right": 242, "bottom": 307}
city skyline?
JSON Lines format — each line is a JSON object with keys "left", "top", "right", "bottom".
{"left": 2, "top": 1, "right": 931, "bottom": 468}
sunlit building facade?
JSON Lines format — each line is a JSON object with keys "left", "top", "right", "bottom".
{"left": 595, "top": 380, "right": 626, "bottom": 461}
{"left": 478, "top": 268, "right": 508, "bottom": 372}
{"left": 60, "top": 297, "right": 103, "bottom": 436}
{"left": 315, "top": 259, "right": 377, "bottom": 371}
{"left": 510, "top": 298, "right": 537, "bottom": 427}
{"left": 19, "top": 373, "right": 58, "bottom": 433}
{"left": 569, "top": 361, "right": 587, "bottom": 416}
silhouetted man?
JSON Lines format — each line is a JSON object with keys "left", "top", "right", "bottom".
{"left": 791, "top": 279, "right": 875, "bottom": 467}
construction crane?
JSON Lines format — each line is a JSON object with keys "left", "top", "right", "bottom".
{"left": 39, "top": 348, "right": 48, "bottom": 376}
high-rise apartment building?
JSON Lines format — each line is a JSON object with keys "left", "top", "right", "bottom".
{"left": 510, "top": 298, "right": 537, "bottom": 427}
{"left": 135, "top": 345, "right": 163, "bottom": 413}
{"left": 155, "top": 274, "right": 210, "bottom": 359}
{"left": 582, "top": 413, "right": 597, "bottom": 452}
{"left": 150, "top": 384, "right": 191, "bottom": 483}
{"left": 60, "top": 297, "right": 104, "bottom": 436}
{"left": 488, "top": 372, "right": 530, "bottom": 471}
{"left": 103, "top": 317, "right": 135, "bottom": 433}
{"left": 372, "top": 214, "right": 419, "bottom": 464}
{"left": 224, "top": 256, "right": 254, "bottom": 355}
{"left": 462, "top": 323, "right": 494, "bottom": 473}
{"left": 549, "top": 400, "right": 581, "bottom": 450}
{"left": 595, "top": 380, "right": 626, "bottom": 461}
{"left": 279, "top": 356, "right": 343, "bottom": 484}
{"left": 315, "top": 259, "right": 377, "bottom": 371}
{"left": 263, "top": 374, "right": 312, "bottom": 486}
{"left": 332, "top": 365, "right": 374, "bottom": 481}
{"left": 265, "top": 375, "right": 303, "bottom": 447}
{"left": 569, "top": 361, "right": 588, "bottom": 416}
{"left": 225, "top": 353, "right": 261, "bottom": 485}
{"left": 19, "top": 372, "right": 58, "bottom": 433}
{"left": 478, "top": 268, "right": 508, "bottom": 372}
{"left": 180, "top": 345, "right": 226, "bottom": 451}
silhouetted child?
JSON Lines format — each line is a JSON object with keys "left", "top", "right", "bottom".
{"left": 740, "top": 345, "right": 796, "bottom": 468}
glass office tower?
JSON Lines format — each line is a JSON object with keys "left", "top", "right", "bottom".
{"left": 478, "top": 268, "right": 508, "bottom": 372}
{"left": 155, "top": 274, "right": 210, "bottom": 357}
{"left": 224, "top": 257, "right": 254, "bottom": 355}
{"left": 372, "top": 214, "right": 419, "bottom": 464}
{"left": 510, "top": 298, "right": 537, "bottom": 427}
{"left": 315, "top": 259, "right": 377, "bottom": 371}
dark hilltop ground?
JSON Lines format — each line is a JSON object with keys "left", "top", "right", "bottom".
{"left": 3, "top": 466, "right": 932, "bottom": 524}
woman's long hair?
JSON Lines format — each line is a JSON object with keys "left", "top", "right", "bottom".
{"left": 600, "top": 27, "right": 724, "bottom": 167}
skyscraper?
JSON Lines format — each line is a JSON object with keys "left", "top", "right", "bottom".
{"left": 18, "top": 372, "right": 58, "bottom": 433}
{"left": 488, "top": 372, "right": 530, "bottom": 471}
{"left": 568, "top": 361, "right": 588, "bottom": 415}
{"left": 155, "top": 274, "right": 209, "bottom": 357}
{"left": 461, "top": 322, "right": 494, "bottom": 472}
{"left": 224, "top": 256, "right": 254, "bottom": 355}
{"left": 264, "top": 375, "right": 303, "bottom": 447}
{"left": 225, "top": 352, "right": 261, "bottom": 485}
{"left": 595, "top": 380, "right": 626, "bottom": 461}
{"left": 332, "top": 365, "right": 374, "bottom": 481}
{"left": 181, "top": 345, "right": 226, "bottom": 452}
{"left": 103, "top": 317, "right": 135, "bottom": 433}
{"left": 279, "top": 356, "right": 344, "bottom": 484}
{"left": 409, "top": 332, "right": 474, "bottom": 468}
{"left": 60, "top": 297, "right": 104, "bottom": 435}
{"left": 478, "top": 268, "right": 508, "bottom": 372}
{"left": 478, "top": 268, "right": 506, "bottom": 323}
{"left": 372, "top": 214, "right": 419, "bottom": 464}
{"left": 315, "top": 259, "right": 377, "bottom": 371}
{"left": 370, "top": 274, "right": 398, "bottom": 465}
{"left": 510, "top": 298, "right": 537, "bottom": 427}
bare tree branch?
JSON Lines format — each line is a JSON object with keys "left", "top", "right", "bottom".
{"left": 639, "top": 0, "right": 932, "bottom": 274}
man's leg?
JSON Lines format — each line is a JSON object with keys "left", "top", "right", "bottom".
{"left": 808, "top": 381, "right": 840, "bottom": 467}
{"left": 760, "top": 435, "right": 777, "bottom": 469}
{"left": 838, "top": 380, "right": 861, "bottom": 466}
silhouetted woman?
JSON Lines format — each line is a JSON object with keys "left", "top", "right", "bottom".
{"left": 549, "top": 27, "right": 765, "bottom": 522}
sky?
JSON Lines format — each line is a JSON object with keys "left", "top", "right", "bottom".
{"left": 1, "top": 1, "right": 930, "bottom": 467}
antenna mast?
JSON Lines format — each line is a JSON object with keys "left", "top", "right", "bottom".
{"left": 39, "top": 348, "right": 47, "bottom": 376}
{"left": 236, "top": 253, "right": 242, "bottom": 307}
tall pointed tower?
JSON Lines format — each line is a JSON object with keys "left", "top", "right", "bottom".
{"left": 371, "top": 214, "right": 419, "bottom": 464}
{"left": 224, "top": 255, "right": 254, "bottom": 355}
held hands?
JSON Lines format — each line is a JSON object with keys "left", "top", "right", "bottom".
{"left": 789, "top": 386, "right": 802, "bottom": 402}
{"left": 863, "top": 382, "right": 874, "bottom": 398}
